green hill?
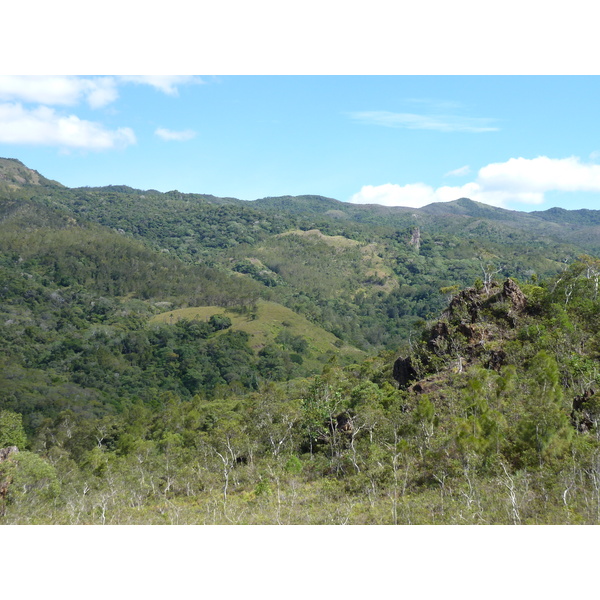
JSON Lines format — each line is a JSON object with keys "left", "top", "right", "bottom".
{"left": 149, "top": 299, "right": 365, "bottom": 370}
{"left": 3, "top": 159, "right": 600, "bottom": 524}
{"left": 3, "top": 158, "right": 600, "bottom": 352}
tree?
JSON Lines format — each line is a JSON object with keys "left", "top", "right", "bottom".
{"left": 512, "top": 350, "right": 572, "bottom": 468}
{"left": 0, "top": 411, "right": 27, "bottom": 449}
{"left": 209, "top": 314, "right": 232, "bottom": 331}
{"left": 0, "top": 450, "right": 60, "bottom": 518}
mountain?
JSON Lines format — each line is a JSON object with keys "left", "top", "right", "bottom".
{"left": 532, "top": 206, "right": 600, "bottom": 226}
{"left": 3, "top": 159, "right": 600, "bottom": 524}
{"left": 0, "top": 157, "right": 64, "bottom": 190}
{"left": 2, "top": 158, "right": 600, "bottom": 351}
{"left": 419, "top": 197, "right": 510, "bottom": 217}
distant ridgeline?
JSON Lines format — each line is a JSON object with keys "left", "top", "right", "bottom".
{"left": 2, "top": 157, "right": 600, "bottom": 354}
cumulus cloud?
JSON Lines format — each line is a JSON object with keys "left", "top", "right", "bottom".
{"left": 350, "top": 183, "right": 437, "bottom": 208}
{"left": 119, "top": 76, "right": 202, "bottom": 95}
{"left": 154, "top": 127, "right": 197, "bottom": 142}
{"left": 349, "top": 156, "right": 600, "bottom": 209}
{"left": 479, "top": 156, "right": 600, "bottom": 193}
{"left": 0, "top": 76, "right": 202, "bottom": 152}
{"left": 350, "top": 181, "right": 488, "bottom": 208}
{"left": 0, "top": 75, "right": 201, "bottom": 108}
{"left": 348, "top": 110, "right": 498, "bottom": 133}
{"left": 0, "top": 102, "right": 136, "bottom": 150}
{"left": 0, "top": 76, "right": 118, "bottom": 108}
{"left": 85, "top": 78, "right": 119, "bottom": 108}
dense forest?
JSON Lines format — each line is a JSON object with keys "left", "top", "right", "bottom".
{"left": 3, "top": 157, "right": 600, "bottom": 524}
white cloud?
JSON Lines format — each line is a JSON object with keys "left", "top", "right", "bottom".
{"left": 349, "top": 181, "right": 491, "bottom": 208}
{"left": 0, "top": 75, "right": 201, "bottom": 108}
{"left": 350, "top": 183, "right": 436, "bottom": 208}
{"left": 445, "top": 165, "right": 471, "bottom": 177}
{"left": 0, "top": 76, "right": 200, "bottom": 152}
{"left": 119, "top": 76, "right": 202, "bottom": 95}
{"left": 348, "top": 110, "right": 498, "bottom": 133}
{"left": 0, "top": 76, "right": 118, "bottom": 108}
{"left": 84, "top": 78, "right": 119, "bottom": 108}
{"left": 349, "top": 156, "right": 600, "bottom": 209}
{"left": 154, "top": 127, "right": 197, "bottom": 141}
{"left": 478, "top": 156, "right": 600, "bottom": 193}
{"left": 0, "top": 102, "right": 136, "bottom": 150}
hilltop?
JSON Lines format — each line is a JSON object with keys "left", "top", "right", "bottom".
{"left": 0, "top": 158, "right": 64, "bottom": 190}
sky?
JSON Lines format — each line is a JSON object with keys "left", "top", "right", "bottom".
{"left": 2, "top": 1, "right": 600, "bottom": 215}
{"left": 3, "top": 75, "right": 600, "bottom": 212}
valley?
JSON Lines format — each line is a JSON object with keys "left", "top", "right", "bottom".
{"left": 2, "top": 157, "right": 600, "bottom": 524}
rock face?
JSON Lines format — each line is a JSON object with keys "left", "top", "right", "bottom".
{"left": 443, "top": 285, "right": 490, "bottom": 323}
{"left": 409, "top": 227, "right": 421, "bottom": 251}
{"left": 571, "top": 390, "right": 598, "bottom": 432}
{"left": 427, "top": 321, "right": 450, "bottom": 351}
{"left": 502, "top": 278, "right": 527, "bottom": 313}
{"left": 441, "top": 278, "right": 527, "bottom": 325}
{"left": 394, "top": 279, "right": 530, "bottom": 391}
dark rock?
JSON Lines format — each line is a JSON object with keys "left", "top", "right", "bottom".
{"left": 393, "top": 356, "right": 418, "bottom": 389}
{"left": 335, "top": 413, "right": 353, "bottom": 433}
{"left": 427, "top": 321, "right": 450, "bottom": 350}
{"left": 571, "top": 389, "right": 598, "bottom": 432}
{"left": 443, "top": 285, "right": 495, "bottom": 323}
{"left": 486, "top": 350, "right": 506, "bottom": 370}
{"left": 458, "top": 322, "right": 478, "bottom": 342}
{"left": 502, "top": 278, "right": 527, "bottom": 313}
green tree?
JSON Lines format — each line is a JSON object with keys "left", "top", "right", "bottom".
{"left": 1, "top": 451, "right": 60, "bottom": 513}
{"left": 209, "top": 314, "right": 232, "bottom": 331}
{"left": 0, "top": 411, "right": 27, "bottom": 449}
{"left": 512, "top": 351, "right": 572, "bottom": 468}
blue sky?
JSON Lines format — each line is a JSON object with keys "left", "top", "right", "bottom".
{"left": 3, "top": 75, "right": 600, "bottom": 211}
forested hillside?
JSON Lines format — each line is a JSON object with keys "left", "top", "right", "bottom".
{"left": 9, "top": 158, "right": 595, "bottom": 351}
{"left": 2, "top": 158, "right": 600, "bottom": 524}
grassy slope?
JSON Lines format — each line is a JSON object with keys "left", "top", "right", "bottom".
{"left": 232, "top": 228, "right": 398, "bottom": 299}
{"left": 149, "top": 299, "right": 365, "bottom": 369}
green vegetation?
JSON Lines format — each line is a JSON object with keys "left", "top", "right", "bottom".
{"left": 3, "top": 159, "right": 600, "bottom": 524}
{"left": 149, "top": 300, "right": 364, "bottom": 370}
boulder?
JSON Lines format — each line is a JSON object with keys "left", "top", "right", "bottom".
{"left": 393, "top": 356, "right": 418, "bottom": 389}
{"left": 502, "top": 278, "right": 527, "bottom": 313}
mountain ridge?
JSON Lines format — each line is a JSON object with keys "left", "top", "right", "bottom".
{"left": 3, "top": 156, "right": 600, "bottom": 224}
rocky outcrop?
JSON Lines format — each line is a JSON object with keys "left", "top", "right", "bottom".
{"left": 443, "top": 286, "right": 488, "bottom": 323}
{"left": 427, "top": 321, "right": 450, "bottom": 351}
{"left": 409, "top": 227, "right": 421, "bottom": 251}
{"left": 502, "top": 278, "right": 527, "bottom": 312}
{"left": 395, "top": 279, "right": 530, "bottom": 392}
{"left": 393, "top": 356, "right": 418, "bottom": 389}
{"left": 571, "top": 389, "right": 598, "bottom": 432}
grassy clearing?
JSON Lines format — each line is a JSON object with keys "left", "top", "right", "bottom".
{"left": 276, "top": 228, "right": 361, "bottom": 249}
{"left": 149, "top": 299, "right": 365, "bottom": 366}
